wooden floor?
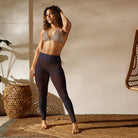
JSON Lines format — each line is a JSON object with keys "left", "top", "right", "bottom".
{"left": 1, "top": 114, "right": 138, "bottom": 138}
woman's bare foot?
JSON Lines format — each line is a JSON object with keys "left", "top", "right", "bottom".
{"left": 40, "top": 120, "right": 48, "bottom": 130}
{"left": 72, "top": 122, "right": 79, "bottom": 134}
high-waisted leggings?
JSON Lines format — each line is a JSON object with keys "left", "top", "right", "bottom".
{"left": 35, "top": 52, "right": 76, "bottom": 123}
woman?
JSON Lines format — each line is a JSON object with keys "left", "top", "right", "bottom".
{"left": 30, "top": 5, "right": 79, "bottom": 134}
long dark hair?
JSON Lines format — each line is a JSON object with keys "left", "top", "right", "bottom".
{"left": 43, "top": 5, "right": 63, "bottom": 30}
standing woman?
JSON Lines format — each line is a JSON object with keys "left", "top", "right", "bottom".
{"left": 30, "top": 5, "right": 79, "bottom": 134}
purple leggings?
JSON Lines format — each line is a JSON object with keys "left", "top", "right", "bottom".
{"left": 35, "top": 52, "right": 76, "bottom": 123}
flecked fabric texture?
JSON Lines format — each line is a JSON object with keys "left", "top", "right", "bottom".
{"left": 35, "top": 52, "right": 76, "bottom": 123}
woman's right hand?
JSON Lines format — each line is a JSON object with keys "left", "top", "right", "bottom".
{"left": 30, "top": 66, "right": 35, "bottom": 77}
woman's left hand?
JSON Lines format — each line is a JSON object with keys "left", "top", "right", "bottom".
{"left": 60, "top": 9, "right": 63, "bottom": 15}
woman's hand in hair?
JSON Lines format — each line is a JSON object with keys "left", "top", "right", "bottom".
{"left": 60, "top": 9, "right": 63, "bottom": 15}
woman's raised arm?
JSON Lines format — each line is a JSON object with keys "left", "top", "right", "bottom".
{"left": 60, "top": 10, "right": 72, "bottom": 33}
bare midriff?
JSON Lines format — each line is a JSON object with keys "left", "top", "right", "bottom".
{"left": 40, "top": 40, "right": 65, "bottom": 56}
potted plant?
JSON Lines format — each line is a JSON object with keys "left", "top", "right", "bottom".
{"left": 0, "top": 39, "right": 11, "bottom": 115}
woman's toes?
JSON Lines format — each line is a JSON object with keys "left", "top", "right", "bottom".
{"left": 72, "top": 128, "right": 79, "bottom": 134}
{"left": 76, "top": 129, "right": 79, "bottom": 133}
{"left": 40, "top": 124, "right": 47, "bottom": 130}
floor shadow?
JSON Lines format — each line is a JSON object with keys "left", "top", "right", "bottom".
{"left": 78, "top": 118, "right": 138, "bottom": 124}
{"left": 79, "top": 124, "right": 138, "bottom": 132}
{"left": 45, "top": 118, "right": 138, "bottom": 133}
{"left": 78, "top": 119, "right": 138, "bottom": 132}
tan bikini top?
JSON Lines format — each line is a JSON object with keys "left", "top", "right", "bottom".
{"left": 42, "top": 28, "right": 63, "bottom": 43}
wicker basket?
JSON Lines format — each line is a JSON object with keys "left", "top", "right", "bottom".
{"left": 2, "top": 84, "right": 32, "bottom": 118}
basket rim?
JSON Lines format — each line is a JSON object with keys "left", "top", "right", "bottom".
{"left": 6, "top": 84, "right": 30, "bottom": 87}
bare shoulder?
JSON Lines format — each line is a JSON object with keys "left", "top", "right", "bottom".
{"left": 41, "top": 29, "right": 46, "bottom": 34}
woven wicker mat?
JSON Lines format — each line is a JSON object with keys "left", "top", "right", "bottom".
{"left": 2, "top": 115, "right": 138, "bottom": 138}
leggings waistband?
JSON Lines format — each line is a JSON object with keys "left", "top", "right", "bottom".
{"left": 40, "top": 52, "right": 60, "bottom": 57}
{"left": 38, "top": 52, "right": 61, "bottom": 64}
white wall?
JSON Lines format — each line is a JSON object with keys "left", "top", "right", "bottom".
{"left": 32, "top": 0, "right": 138, "bottom": 114}
{"left": 0, "top": 0, "right": 29, "bottom": 92}
{"left": 1, "top": 0, "right": 138, "bottom": 115}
